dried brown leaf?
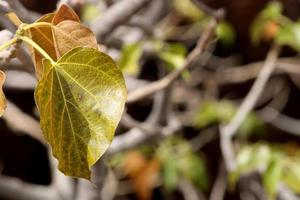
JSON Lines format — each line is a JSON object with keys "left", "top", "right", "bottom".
{"left": 52, "top": 4, "right": 80, "bottom": 25}
{"left": 53, "top": 20, "right": 98, "bottom": 58}
{"left": 29, "top": 13, "right": 56, "bottom": 79}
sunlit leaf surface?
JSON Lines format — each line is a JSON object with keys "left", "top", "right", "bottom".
{"left": 35, "top": 47, "right": 126, "bottom": 179}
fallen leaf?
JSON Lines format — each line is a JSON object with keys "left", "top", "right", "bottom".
{"left": 34, "top": 47, "right": 126, "bottom": 179}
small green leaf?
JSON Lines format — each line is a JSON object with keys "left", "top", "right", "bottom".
{"left": 82, "top": 4, "right": 100, "bottom": 22}
{"left": 276, "top": 22, "right": 300, "bottom": 52}
{"left": 119, "top": 42, "right": 142, "bottom": 76}
{"left": 216, "top": 21, "right": 236, "bottom": 46}
{"left": 263, "top": 155, "right": 283, "bottom": 198}
{"left": 162, "top": 158, "right": 179, "bottom": 191}
{"left": 173, "top": 0, "right": 204, "bottom": 21}
{"left": 250, "top": 1, "right": 283, "bottom": 44}
{"left": 231, "top": 144, "right": 272, "bottom": 184}
{"left": 282, "top": 160, "right": 300, "bottom": 194}
{"left": 159, "top": 43, "right": 187, "bottom": 71}
{"left": 194, "top": 101, "right": 264, "bottom": 137}
{"left": 178, "top": 153, "right": 209, "bottom": 190}
{"left": 157, "top": 136, "right": 208, "bottom": 190}
{"left": 193, "top": 101, "right": 236, "bottom": 128}
{"left": 35, "top": 47, "right": 127, "bottom": 179}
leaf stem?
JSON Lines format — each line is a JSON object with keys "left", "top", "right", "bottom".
{"left": 23, "top": 22, "right": 53, "bottom": 31}
{"left": 17, "top": 36, "right": 56, "bottom": 65}
{"left": 0, "top": 37, "right": 17, "bottom": 52}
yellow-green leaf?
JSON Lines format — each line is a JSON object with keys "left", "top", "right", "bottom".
{"left": 119, "top": 42, "right": 142, "bottom": 76}
{"left": 35, "top": 47, "right": 127, "bottom": 179}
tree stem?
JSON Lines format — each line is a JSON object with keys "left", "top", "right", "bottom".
{"left": 17, "top": 36, "right": 56, "bottom": 65}
{"left": 23, "top": 22, "right": 53, "bottom": 31}
{"left": 0, "top": 38, "right": 17, "bottom": 52}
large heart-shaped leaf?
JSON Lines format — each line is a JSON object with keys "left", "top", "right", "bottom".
{"left": 35, "top": 47, "right": 127, "bottom": 179}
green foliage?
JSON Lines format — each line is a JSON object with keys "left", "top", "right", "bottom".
{"left": 82, "top": 3, "right": 100, "bottom": 22}
{"left": 281, "top": 160, "right": 300, "bottom": 193}
{"left": 233, "top": 143, "right": 300, "bottom": 197}
{"left": 250, "top": 1, "right": 283, "bottom": 44}
{"left": 276, "top": 22, "right": 300, "bottom": 51}
{"left": 157, "top": 136, "right": 209, "bottom": 191}
{"left": 159, "top": 43, "right": 187, "bottom": 70}
{"left": 119, "top": 42, "right": 143, "bottom": 76}
{"left": 251, "top": 1, "right": 300, "bottom": 52}
{"left": 173, "top": 0, "right": 204, "bottom": 21}
{"left": 262, "top": 154, "right": 283, "bottom": 198}
{"left": 35, "top": 47, "right": 126, "bottom": 179}
{"left": 231, "top": 144, "right": 272, "bottom": 184}
{"left": 216, "top": 21, "right": 236, "bottom": 47}
{"left": 194, "top": 101, "right": 264, "bottom": 137}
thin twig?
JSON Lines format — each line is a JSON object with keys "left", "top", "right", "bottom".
{"left": 3, "top": 100, "right": 44, "bottom": 144}
{"left": 260, "top": 107, "right": 300, "bottom": 136}
{"left": 178, "top": 178, "right": 206, "bottom": 200}
{"left": 91, "top": 0, "right": 152, "bottom": 40}
{"left": 220, "top": 44, "right": 281, "bottom": 172}
{"left": 127, "top": 18, "right": 217, "bottom": 103}
{"left": 191, "top": 0, "right": 225, "bottom": 20}
{"left": 209, "top": 163, "right": 227, "bottom": 200}
{"left": 0, "top": 0, "right": 40, "bottom": 23}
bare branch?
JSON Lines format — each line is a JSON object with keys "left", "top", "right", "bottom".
{"left": 191, "top": 0, "right": 225, "bottom": 20}
{"left": 260, "top": 107, "right": 300, "bottom": 137}
{"left": 220, "top": 44, "right": 281, "bottom": 172}
{"left": 127, "top": 18, "right": 217, "bottom": 103}
{"left": 91, "top": 0, "right": 152, "bottom": 40}
{"left": 209, "top": 163, "right": 227, "bottom": 200}
{"left": 178, "top": 178, "right": 206, "bottom": 200}
{"left": 0, "top": 175, "right": 58, "bottom": 200}
{"left": 108, "top": 116, "right": 181, "bottom": 155}
{"left": 3, "top": 100, "right": 44, "bottom": 143}
{"left": 0, "top": 0, "right": 40, "bottom": 23}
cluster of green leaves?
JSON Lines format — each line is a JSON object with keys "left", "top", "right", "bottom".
{"left": 251, "top": 1, "right": 300, "bottom": 51}
{"left": 1, "top": 5, "right": 127, "bottom": 179}
{"left": 194, "top": 101, "right": 264, "bottom": 138}
{"left": 119, "top": 40, "right": 188, "bottom": 76}
{"left": 232, "top": 143, "right": 300, "bottom": 198}
{"left": 156, "top": 136, "right": 209, "bottom": 191}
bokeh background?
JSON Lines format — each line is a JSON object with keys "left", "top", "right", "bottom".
{"left": 0, "top": 0, "right": 300, "bottom": 199}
